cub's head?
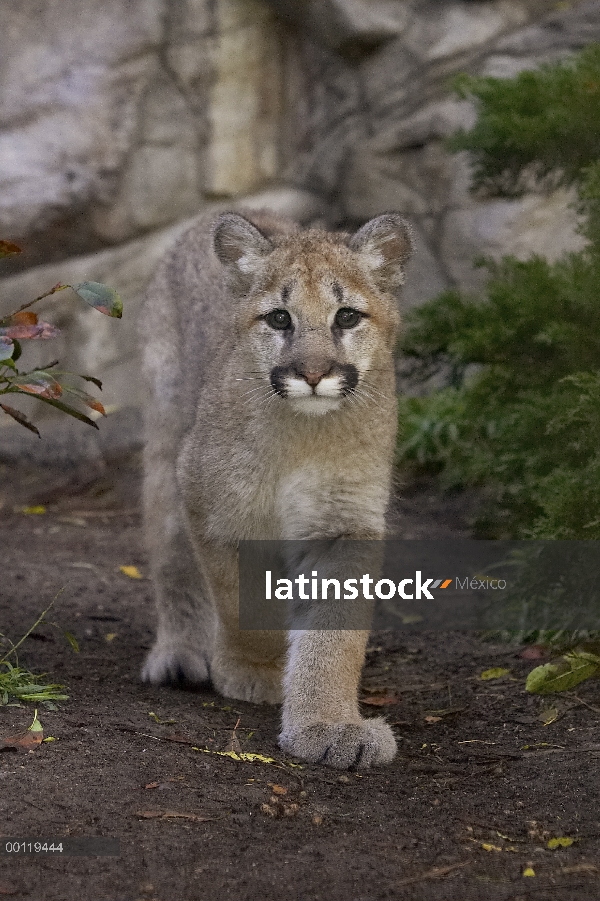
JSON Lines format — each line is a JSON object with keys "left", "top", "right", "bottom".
{"left": 213, "top": 211, "right": 413, "bottom": 416}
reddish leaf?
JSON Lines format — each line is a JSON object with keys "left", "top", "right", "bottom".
{"left": 360, "top": 692, "right": 398, "bottom": 707}
{"left": 72, "top": 282, "right": 123, "bottom": 318}
{"left": 10, "top": 311, "right": 37, "bottom": 326}
{"left": 0, "top": 878, "right": 19, "bottom": 895}
{"left": 12, "top": 372, "right": 62, "bottom": 399}
{"left": 0, "top": 241, "right": 22, "bottom": 258}
{"left": 0, "top": 322, "right": 60, "bottom": 340}
{"left": 163, "top": 733, "right": 194, "bottom": 745}
{"left": 62, "top": 385, "right": 105, "bottom": 415}
{"left": 520, "top": 646, "right": 547, "bottom": 660}
{"left": 0, "top": 404, "right": 40, "bottom": 437}
{"left": 269, "top": 784, "right": 288, "bottom": 796}
{"left": 1, "top": 718, "right": 43, "bottom": 753}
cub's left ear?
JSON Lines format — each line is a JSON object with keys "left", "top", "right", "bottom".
{"left": 349, "top": 214, "right": 414, "bottom": 293}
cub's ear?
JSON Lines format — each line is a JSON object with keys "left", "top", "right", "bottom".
{"left": 212, "top": 213, "right": 274, "bottom": 294}
{"left": 349, "top": 214, "right": 414, "bottom": 293}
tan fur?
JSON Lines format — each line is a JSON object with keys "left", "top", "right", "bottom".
{"left": 141, "top": 208, "right": 413, "bottom": 768}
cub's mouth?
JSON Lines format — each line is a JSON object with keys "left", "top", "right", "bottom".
{"left": 270, "top": 363, "right": 359, "bottom": 415}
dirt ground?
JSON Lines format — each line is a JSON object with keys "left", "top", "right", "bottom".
{"left": 0, "top": 454, "right": 599, "bottom": 901}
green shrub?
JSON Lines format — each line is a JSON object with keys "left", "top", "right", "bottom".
{"left": 449, "top": 44, "right": 600, "bottom": 196}
{"left": 397, "top": 46, "right": 600, "bottom": 542}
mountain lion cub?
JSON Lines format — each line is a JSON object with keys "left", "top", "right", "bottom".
{"left": 141, "top": 209, "right": 413, "bottom": 768}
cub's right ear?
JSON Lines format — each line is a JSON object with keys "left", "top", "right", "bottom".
{"left": 212, "top": 213, "right": 274, "bottom": 294}
{"left": 349, "top": 213, "right": 414, "bottom": 294}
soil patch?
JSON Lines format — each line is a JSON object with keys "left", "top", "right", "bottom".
{"left": 1, "top": 457, "right": 599, "bottom": 900}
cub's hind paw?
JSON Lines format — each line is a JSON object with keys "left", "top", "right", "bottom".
{"left": 279, "top": 718, "right": 396, "bottom": 769}
{"left": 211, "top": 659, "right": 282, "bottom": 705}
{"left": 141, "top": 641, "right": 210, "bottom": 686}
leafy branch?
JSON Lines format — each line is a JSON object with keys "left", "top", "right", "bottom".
{"left": 0, "top": 240, "right": 123, "bottom": 435}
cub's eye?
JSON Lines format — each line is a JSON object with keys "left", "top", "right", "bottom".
{"left": 265, "top": 309, "right": 292, "bottom": 330}
{"left": 334, "top": 307, "right": 362, "bottom": 329}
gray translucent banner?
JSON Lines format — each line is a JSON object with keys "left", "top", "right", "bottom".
{"left": 238, "top": 540, "right": 600, "bottom": 631}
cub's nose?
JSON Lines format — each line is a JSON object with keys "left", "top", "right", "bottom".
{"left": 304, "top": 370, "right": 327, "bottom": 388}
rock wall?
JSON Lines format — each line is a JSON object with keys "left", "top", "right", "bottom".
{"left": 0, "top": 0, "right": 284, "bottom": 270}
{"left": 277, "top": 0, "right": 600, "bottom": 303}
{"left": 1, "top": 0, "right": 600, "bottom": 450}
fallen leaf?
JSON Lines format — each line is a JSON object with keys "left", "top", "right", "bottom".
{"left": 394, "top": 861, "right": 470, "bottom": 887}
{"left": 523, "top": 867, "right": 535, "bottom": 877}
{"left": 120, "top": 565, "right": 143, "bottom": 579}
{"left": 135, "top": 810, "right": 212, "bottom": 821}
{"left": 105, "top": 633, "right": 117, "bottom": 642}
{"left": 0, "top": 710, "right": 43, "bottom": 752}
{"left": 163, "top": 733, "right": 194, "bottom": 744}
{"left": 192, "top": 746, "right": 303, "bottom": 768}
{"left": 520, "top": 646, "right": 547, "bottom": 660}
{"left": 425, "top": 706, "right": 465, "bottom": 718}
{"left": 481, "top": 843, "right": 503, "bottom": 852}
{"left": 539, "top": 706, "right": 560, "bottom": 726}
{"left": 21, "top": 505, "right": 45, "bottom": 515}
{"left": 148, "top": 712, "right": 176, "bottom": 725}
{"left": 526, "top": 654, "right": 600, "bottom": 694}
{"left": 145, "top": 782, "right": 160, "bottom": 790}
{"left": 360, "top": 692, "right": 398, "bottom": 706}
{"left": 64, "top": 631, "right": 79, "bottom": 653}
{"left": 424, "top": 715, "right": 442, "bottom": 724}
{"left": 0, "top": 879, "right": 19, "bottom": 895}
{"left": 269, "top": 784, "right": 288, "bottom": 796}
{"left": 480, "top": 667, "right": 511, "bottom": 680}
{"left": 548, "top": 836, "right": 575, "bottom": 849}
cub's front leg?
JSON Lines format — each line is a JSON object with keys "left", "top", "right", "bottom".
{"left": 276, "top": 476, "right": 397, "bottom": 769}
{"left": 280, "top": 629, "right": 397, "bottom": 769}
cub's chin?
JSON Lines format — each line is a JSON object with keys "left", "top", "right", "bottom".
{"left": 288, "top": 395, "right": 342, "bottom": 416}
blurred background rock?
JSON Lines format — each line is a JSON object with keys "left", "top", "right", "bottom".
{"left": 1, "top": 0, "right": 598, "bottom": 462}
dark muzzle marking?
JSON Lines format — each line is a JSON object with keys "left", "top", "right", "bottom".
{"left": 270, "top": 363, "right": 359, "bottom": 396}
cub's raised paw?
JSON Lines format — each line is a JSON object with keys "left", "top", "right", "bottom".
{"left": 141, "top": 641, "right": 210, "bottom": 686}
{"left": 279, "top": 718, "right": 397, "bottom": 769}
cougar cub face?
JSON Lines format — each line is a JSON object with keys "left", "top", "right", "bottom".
{"left": 213, "top": 212, "right": 413, "bottom": 416}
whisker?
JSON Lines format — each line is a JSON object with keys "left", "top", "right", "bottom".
{"left": 354, "top": 384, "right": 382, "bottom": 407}
{"left": 241, "top": 386, "right": 272, "bottom": 399}
{"left": 360, "top": 381, "right": 389, "bottom": 402}
{"left": 362, "top": 383, "right": 389, "bottom": 399}
{"left": 254, "top": 389, "right": 280, "bottom": 410}
{"left": 346, "top": 388, "right": 368, "bottom": 409}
